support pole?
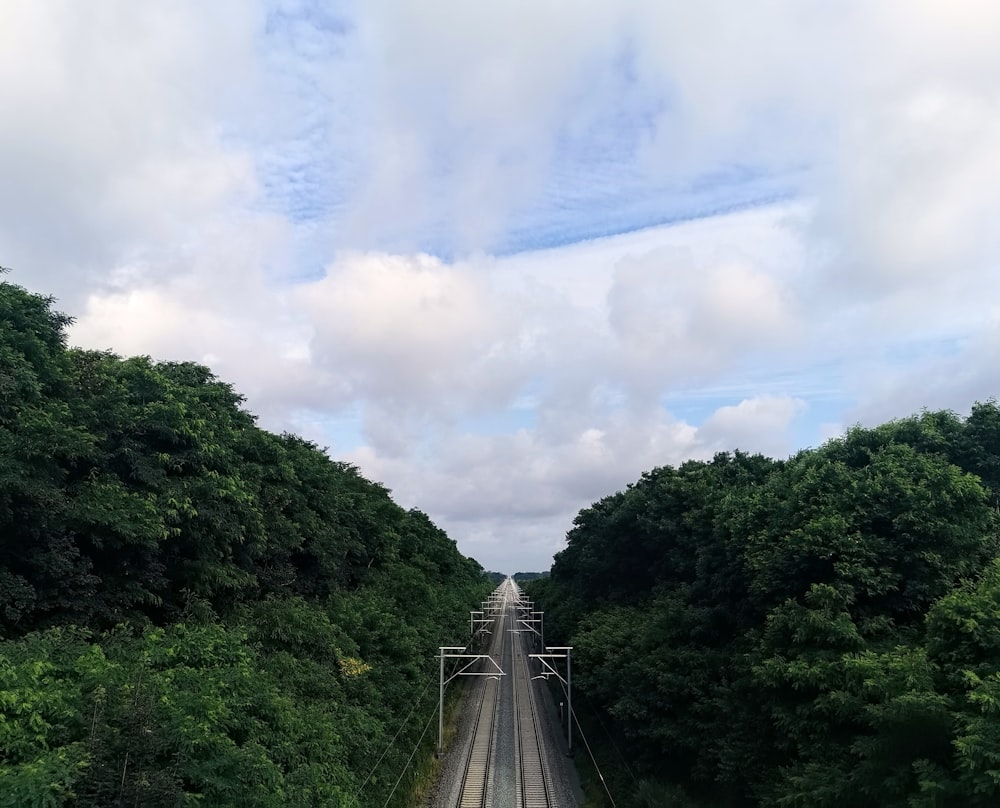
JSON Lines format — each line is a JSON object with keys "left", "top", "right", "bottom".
{"left": 434, "top": 646, "right": 503, "bottom": 758}
{"left": 529, "top": 647, "right": 573, "bottom": 756}
{"left": 567, "top": 647, "right": 573, "bottom": 755}
{"left": 438, "top": 648, "right": 445, "bottom": 756}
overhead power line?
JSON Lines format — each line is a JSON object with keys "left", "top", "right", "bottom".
{"left": 555, "top": 678, "right": 618, "bottom": 808}
{"left": 351, "top": 629, "right": 479, "bottom": 807}
{"left": 382, "top": 699, "right": 439, "bottom": 808}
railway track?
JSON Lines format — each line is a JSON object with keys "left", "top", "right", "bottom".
{"left": 458, "top": 589, "right": 555, "bottom": 808}
{"left": 455, "top": 578, "right": 557, "bottom": 808}
{"left": 457, "top": 584, "right": 508, "bottom": 807}
{"left": 513, "top": 603, "right": 556, "bottom": 808}
{"left": 458, "top": 675, "right": 500, "bottom": 807}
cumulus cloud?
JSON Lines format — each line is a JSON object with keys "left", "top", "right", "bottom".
{"left": 698, "top": 395, "right": 807, "bottom": 457}
{"left": 67, "top": 200, "right": 815, "bottom": 572}
{"left": 297, "top": 252, "right": 522, "bottom": 403}
{"left": 0, "top": 1, "right": 265, "bottom": 300}
{"left": 842, "top": 316, "right": 1000, "bottom": 428}
{"left": 11, "top": 1, "right": 1000, "bottom": 571}
{"left": 606, "top": 248, "right": 801, "bottom": 395}
{"left": 69, "top": 212, "right": 340, "bottom": 426}
{"left": 352, "top": 0, "right": 625, "bottom": 251}
{"left": 348, "top": 389, "right": 808, "bottom": 571}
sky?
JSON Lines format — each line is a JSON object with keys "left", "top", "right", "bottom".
{"left": 3, "top": 1, "right": 1000, "bottom": 573}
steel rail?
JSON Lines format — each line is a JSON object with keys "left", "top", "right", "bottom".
{"left": 457, "top": 584, "right": 508, "bottom": 807}
{"left": 513, "top": 598, "right": 556, "bottom": 808}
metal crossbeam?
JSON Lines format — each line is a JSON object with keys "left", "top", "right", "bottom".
{"left": 438, "top": 616, "right": 510, "bottom": 754}
{"left": 529, "top": 646, "right": 573, "bottom": 754}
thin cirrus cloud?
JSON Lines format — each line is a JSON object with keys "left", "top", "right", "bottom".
{"left": 3, "top": 1, "right": 1000, "bottom": 570}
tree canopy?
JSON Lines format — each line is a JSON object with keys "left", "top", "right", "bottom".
{"left": 0, "top": 275, "right": 490, "bottom": 806}
{"left": 531, "top": 406, "right": 1000, "bottom": 807}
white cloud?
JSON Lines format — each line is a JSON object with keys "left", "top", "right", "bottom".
{"left": 812, "top": 83, "right": 1000, "bottom": 296}
{"left": 0, "top": 1, "right": 265, "bottom": 300}
{"left": 69, "top": 212, "right": 342, "bottom": 425}
{"left": 297, "top": 252, "right": 517, "bottom": 400}
{"left": 606, "top": 248, "right": 801, "bottom": 396}
{"left": 345, "top": 407, "right": 702, "bottom": 571}
{"left": 12, "top": 0, "right": 1000, "bottom": 572}
{"left": 68, "top": 201, "right": 813, "bottom": 571}
{"left": 347, "top": 389, "right": 808, "bottom": 572}
{"left": 843, "top": 314, "right": 1000, "bottom": 428}
{"left": 351, "top": 0, "right": 625, "bottom": 251}
{"left": 698, "top": 394, "right": 807, "bottom": 457}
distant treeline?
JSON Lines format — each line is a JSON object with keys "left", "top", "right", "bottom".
{"left": 484, "top": 571, "right": 549, "bottom": 584}
{"left": 531, "top": 404, "right": 1000, "bottom": 807}
{"left": 0, "top": 274, "right": 490, "bottom": 806}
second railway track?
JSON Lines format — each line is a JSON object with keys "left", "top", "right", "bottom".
{"left": 512, "top": 598, "right": 556, "bottom": 808}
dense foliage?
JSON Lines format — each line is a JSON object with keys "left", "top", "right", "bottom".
{"left": 531, "top": 405, "right": 1000, "bottom": 807}
{"left": 0, "top": 275, "right": 489, "bottom": 806}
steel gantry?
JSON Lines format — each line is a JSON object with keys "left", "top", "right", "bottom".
{"left": 516, "top": 609, "right": 545, "bottom": 652}
{"left": 529, "top": 646, "right": 573, "bottom": 755}
{"left": 437, "top": 646, "right": 505, "bottom": 756}
{"left": 512, "top": 593, "right": 546, "bottom": 652}
{"left": 469, "top": 610, "right": 494, "bottom": 644}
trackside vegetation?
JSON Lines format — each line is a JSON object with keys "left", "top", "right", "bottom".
{"left": 0, "top": 274, "right": 490, "bottom": 807}
{"left": 531, "top": 403, "right": 1000, "bottom": 807}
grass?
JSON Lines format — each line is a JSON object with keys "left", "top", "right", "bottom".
{"left": 397, "top": 675, "right": 474, "bottom": 807}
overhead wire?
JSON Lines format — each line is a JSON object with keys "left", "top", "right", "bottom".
{"left": 381, "top": 695, "right": 439, "bottom": 807}
{"left": 353, "top": 591, "right": 497, "bottom": 807}
{"left": 577, "top": 687, "right": 638, "bottom": 785}
{"left": 571, "top": 705, "right": 618, "bottom": 808}
{"left": 554, "top": 677, "right": 619, "bottom": 808}
{"left": 346, "top": 674, "right": 436, "bottom": 807}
